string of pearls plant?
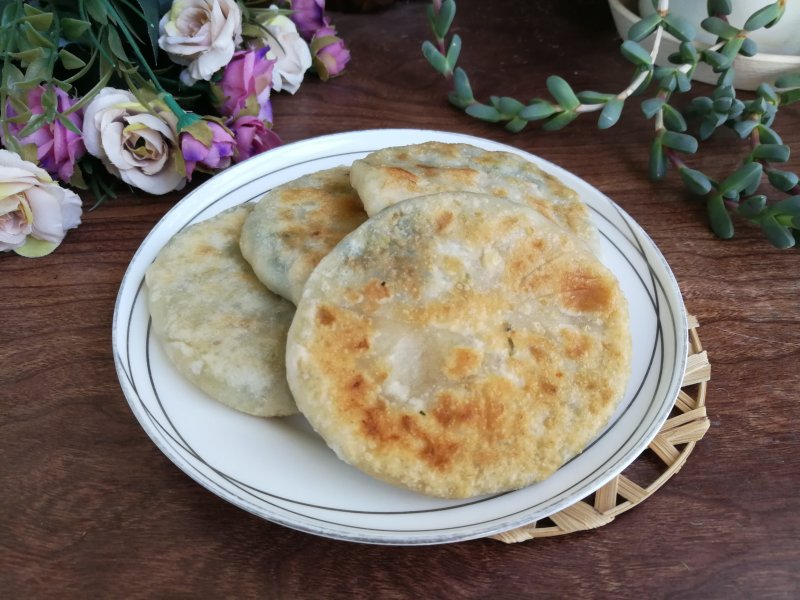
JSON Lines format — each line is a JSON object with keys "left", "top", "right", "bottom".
{"left": 422, "top": 0, "right": 800, "bottom": 248}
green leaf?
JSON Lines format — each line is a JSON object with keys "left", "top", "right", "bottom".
{"left": 519, "top": 100, "right": 558, "bottom": 121}
{"left": 757, "top": 83, "right": 778, "bottom": 103}
{"left": 452, "top": 67, "right": 473, "bottom": 103}
{"left": 447, "top": 91, "right": 471, "bottom": 109}
{"left": 679, "top": 166, "right": 712, "bottom": 195}
{"left": 576, "top": 91, "right": 614, "bottom": 104}
{"left": 60, "top": 18, "right": 91, "bottom": 41}
{"left": 649, "top": 136, "right": 667, "bottom": 180}
{"left": 775, "top": 73, "right": 800, "bottom": 88}
{"left": 40, "top": 86, "right": 57, "bottom": 120}
{"left": 15, "top": 113, "right": 46, "bottom": 138}
{"left": 505, "top": 116, "right": 528, "bottom": 133}
{"left": 737, "top": 195, "right": 767, "bottom": 218}
{"left": 769, "top": 195, "right": 800, "bottom": 216}
{"left": 446, "top": 34, "right": 461, "bottom": 68}
{"left": 713, "top": 97, "right": 733, "bottom": 112}
{"left": 630, "top": 66, "right": 654, "bottom": 96}
{"left": 703, "top": 50, "right": 731, "bottom": 71}
{"left": 541, "top": 110, "right": 578, "bottom": 131}
{"left": 662, "top": 103, "right": 687, "bottom": 131}
{"left": 56, "top": 113, "right": 82, "bottom": 136}
{"left": 720, "top": 37, "right": 744, "bottom": 62}
{"left": 707, "top": 0, "right": 732, "bottom": 16}
{"left": 662, "top": 131, "right": 698, "bottom": 153}
{"left": 717, "top": 69, "right": 736, "bottom": 88}
{"left": 779, "top": 88, "right": 800, "bottom": 105}
{"left": 740, "top": 37, "right": 758, "bottom": 57}
{"left": 752, "top": 144, "right": 790, "bottom": 162}
{"left": 12, "top": 48, "right": 45, "bottom": 64}
{"left": 744, "top": 3, "right": 781, "bottom": 30}
{"left": 698, "top": 115, "right": 718, "bottom": 140}
{"left": 620, "top": 40, "right": 652, "bottom": 67}
{"left": 22, "top": 11, "right": 53, "bottom": 31}
{"left": 22, "top": 22, "right": 54, "bottom": 48}
{"left": 761, "top": 215, "right": 795, "bottom": 248}
{"left": 107, "top": 27, "right": 129, "bottom": 62}
{"left": 641, "top": 96, "right": 665, "bottom": 118}
{"left": 59, "top": 49, "right": 86, "bottom": 70}
{"left": 691, "top": 96, "right": 713, "bottom": 112}
{"left": 597, "top": 97, "right": 624, "bottom": 129}
{"left": 675, "top": 70, "right": 691, "bottom": 93}
{"left": 679, "top": 41, "right": 699, "bottom": 63}
{"left": 546, "top": 76, "right": 580, "bottom": 110}
{"left": 719, "top": 162, "right": 763, "bottom": 194}
{"left": 433, "top": 0, "right": 455, "bottom": 38}
{"left": 465, "top": 102, "right": 501, "bottom": 122}
{"left": 421, "top": 41, "right": 448, "bottom": 74}
{"left": 14, "top": 238, "right": 60, "bottom": 258}
{"left": 756, "top": 124, "right": 782, "bottom": 144}
{"left": 707, "top": 194, "right": 734, "bottom": 238}
{"left": 627, "top": 13, "right": 662, "bottom": 42}
{"left": 733, "top": 119, "right": 758, "bottom": 138}
{"left": 663, "top": 13, "right": 697, "bottom": 42}
{"left": 85, "top": 0, "right": 108, "bottom": 25}
{"left": 701, "top": 16, "right": 739, "bottom": 39}
{"left": 134, "top": 0, "right": 161, "bottom": 60}
{"left": 766, "top": 169, "right": 799, "bottom": 192}
{"left": 22, "top": 57, "right": 51, "bottom": 84}
{"left": 495, "top": 96, "right": 524, "bottom": 117}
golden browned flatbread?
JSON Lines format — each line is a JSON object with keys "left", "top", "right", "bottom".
{"left": 286, "top": 192, "right": 631, "bottom": 498}
{"left": 146, "top": 205, "right": 297, "bottom": 417}
{"left": 350, "top": 141, "right": 598, "bottom": 250}
{"left": 239, "top": 167, "right": 367, "bottom": 304}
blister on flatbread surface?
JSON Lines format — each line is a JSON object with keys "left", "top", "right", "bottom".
{"left": 350, "top": 141, "right": 598, "bottom": 251}
{"left": 286, "top": 192, "right": 631, "bottom": 498}
{"left": 240, "top": 167, "right": 367, "bottom": 304}
{"left": 146, "top": 205, "right": 297, "bottom": 417}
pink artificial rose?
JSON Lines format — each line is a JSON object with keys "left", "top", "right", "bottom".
{"left": 310, "top": 24, "right": 351, "bottom": 80}
{"left": 0, "top": 149, "right": 82, "bottom": 257}
{"left": 289, "top": 0, "right": 326, "bottom": 41}
{"left": 2, "top": 86, "right": 85, "bottom": 182}
{"left": 180, "top": 120, "right": 236, "bottom": 179}
{"left": 228, "top": 115, "right": 282, "bottom": 162}
{"left": 213, "top": 48, "right": 275, "bottom": 121}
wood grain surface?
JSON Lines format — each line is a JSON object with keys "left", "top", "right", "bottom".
{"left": 2, "top": 1, "right": 799, "bottom": 597}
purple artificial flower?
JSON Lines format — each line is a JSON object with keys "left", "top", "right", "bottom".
{"left": 310, "top": 23, "right": 351, "bottom": 80}
{"left": 2, "top": 86, "right": 85, "bottom": 182}
{"left": 180, "top": 120, "right": 236, "bottom": 180}
{"left": 290, "top": 0, "right": 326, "bottom": 41}
{"left": 213, "top": 47, "right": 275, "bottom": 121}
{"left": 228, "top": 115, "right": 282, "bottom": 162}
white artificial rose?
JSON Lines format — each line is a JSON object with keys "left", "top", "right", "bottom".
{"left": 159, "top": 0, "right": 243, "bottom": 85}
{"left": 0, "top": 149, "right": 82, "bottom": 257}
{"left": 82, "top": 88, "right": 186, "bottom": 195}
{"left": 261, "top": 11, "right": 312, "bottom": 94}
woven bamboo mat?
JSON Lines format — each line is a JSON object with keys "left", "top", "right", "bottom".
{"left": 491, "top": 315, "right": 711, "bottom": 543}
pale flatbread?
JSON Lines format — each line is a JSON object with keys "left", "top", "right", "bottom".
{"left": 240, "top": 167, "right": 367, "bottom": 304}
{"left": 350, "top": 141, "right": 598, "bottom": 250}
{"left": 286, "top": 192, "right": 631, "bottom": 498}
{"left": 146, "top": 205, "right": 297, "bottom": 417}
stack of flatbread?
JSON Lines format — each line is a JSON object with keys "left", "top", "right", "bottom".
{"left": 145, "top": 141, "right": 631, "bottom": 499}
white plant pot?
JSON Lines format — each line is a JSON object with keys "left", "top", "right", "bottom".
{"left": 609, "top": 0, "right": 800, "bottom": 90}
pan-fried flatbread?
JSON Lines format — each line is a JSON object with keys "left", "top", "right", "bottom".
{"left": 240, "top": 167, "right": 367, "bottom": 304}
{"left": 350, "top": 141, "right": 598, "bottom": 250}
{"left": 286, "top": 192, "right": 630, "bottom": 498}
{"left": 146, "top": 205, "right": 297, "bottom": 417}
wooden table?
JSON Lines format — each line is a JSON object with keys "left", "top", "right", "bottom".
{"left": 3, "top": 0, "right": 799, "bottom": 596}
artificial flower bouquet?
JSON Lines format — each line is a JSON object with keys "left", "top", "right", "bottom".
{"left": 0, "top": 0, "right": 350, "bottom": 256}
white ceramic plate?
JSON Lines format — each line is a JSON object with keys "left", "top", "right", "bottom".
{"left": 113, "top": 129, "right": 687, "bottom": 545}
